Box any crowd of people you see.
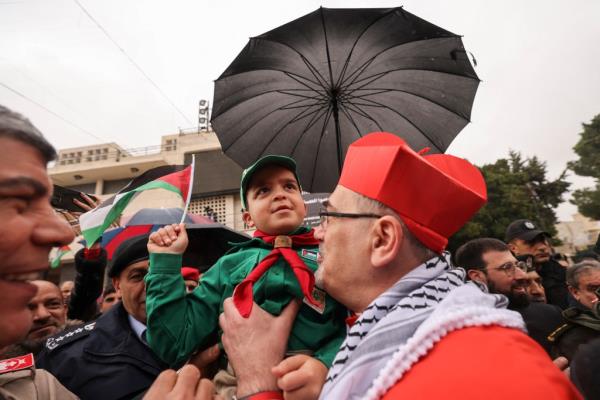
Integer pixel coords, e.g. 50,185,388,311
1,103,599,400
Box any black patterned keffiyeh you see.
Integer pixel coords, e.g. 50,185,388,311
320,252,524,400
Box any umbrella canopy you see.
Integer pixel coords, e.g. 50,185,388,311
212,7,479,193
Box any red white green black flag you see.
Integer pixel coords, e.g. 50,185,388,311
79,162,194,246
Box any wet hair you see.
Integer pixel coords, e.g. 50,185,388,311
0,105,56,163
455,238,510,272
566,260,600,289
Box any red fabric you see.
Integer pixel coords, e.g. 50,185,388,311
244,391,283,400
381,326,582,400
181,267,200,281
232,229,319,318
83,247,102,259
105,225,153,260
345,313,358,327
158,164,192,200
338,132,487,253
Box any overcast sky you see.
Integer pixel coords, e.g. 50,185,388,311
1,0,599,221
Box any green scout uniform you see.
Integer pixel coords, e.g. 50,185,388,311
145,226,347,368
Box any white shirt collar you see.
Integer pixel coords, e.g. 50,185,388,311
127,314,147,342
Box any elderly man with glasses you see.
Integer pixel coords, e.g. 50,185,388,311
218,133,580,400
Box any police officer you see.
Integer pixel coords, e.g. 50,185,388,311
37,234,168,400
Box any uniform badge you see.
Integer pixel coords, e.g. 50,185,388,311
0,353,34,375
301,249,318,262
303,286,326,314
524,221,535,229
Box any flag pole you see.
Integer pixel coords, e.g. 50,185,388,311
180,154,196,224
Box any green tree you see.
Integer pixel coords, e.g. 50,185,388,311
569,114,600,219
447,151,570,253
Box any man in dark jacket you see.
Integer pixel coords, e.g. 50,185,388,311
37,234,168,400
506,219,569,309
455,238,565,355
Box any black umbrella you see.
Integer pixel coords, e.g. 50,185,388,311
212,7,479,193
184,223,250,272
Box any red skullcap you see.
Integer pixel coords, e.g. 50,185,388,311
181,267,200,282
339,132,487,253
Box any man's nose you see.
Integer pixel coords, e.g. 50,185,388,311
33,305,51,321
32,208,75,247
514,267,527,279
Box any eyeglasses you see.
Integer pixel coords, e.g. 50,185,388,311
318,210,382,229
485,261,527,276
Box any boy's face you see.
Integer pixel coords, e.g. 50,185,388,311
243,165,306,235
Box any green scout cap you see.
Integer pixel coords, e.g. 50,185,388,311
240,155,301,210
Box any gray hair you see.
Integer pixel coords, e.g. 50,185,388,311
353,192,436,261
0,105,56,162
566,260,600,288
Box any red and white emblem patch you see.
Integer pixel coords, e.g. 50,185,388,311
0,353,34,374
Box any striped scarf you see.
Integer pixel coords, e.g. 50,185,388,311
320,252,524,399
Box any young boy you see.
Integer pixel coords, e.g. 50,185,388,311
144,155,347,398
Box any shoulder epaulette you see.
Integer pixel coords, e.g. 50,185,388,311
0,353,34,375
45,321,96,351
547,323,574,343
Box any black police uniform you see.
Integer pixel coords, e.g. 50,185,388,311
36,302,167,400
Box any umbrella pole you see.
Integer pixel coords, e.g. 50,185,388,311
332,101,343,173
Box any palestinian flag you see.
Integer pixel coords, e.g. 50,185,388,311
50,245,71,269
79,163,194,246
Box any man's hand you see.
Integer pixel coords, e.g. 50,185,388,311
148,223,188,254
143,364,221,400
188,344,220,379
219,298,300,398
273,355,328,400
73,193,99,212
553,356,570,377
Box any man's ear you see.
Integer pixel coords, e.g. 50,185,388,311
242,210,255,228
568,285,580,302
467,269,486,285
370,216,402,269
112,277,121,292
507,241,518,254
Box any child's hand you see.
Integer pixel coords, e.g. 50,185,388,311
272,355,328,400
148,223,189,254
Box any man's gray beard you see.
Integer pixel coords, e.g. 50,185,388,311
314,266,324,289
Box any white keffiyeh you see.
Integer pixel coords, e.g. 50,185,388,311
319,253,525,400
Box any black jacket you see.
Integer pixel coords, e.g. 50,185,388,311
67,247,106,322
37,303,167,400
538,259,569,310
511,302,565,355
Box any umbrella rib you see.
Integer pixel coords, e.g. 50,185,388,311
334,8,399,89
347,96,444,152
288,107,330,158
347,86,472,122
283,72,329,98
341,101,384,131
255,36,331,88
258,106,329,161
339,35,466,89
338,103,377,137
308,106,335,191
221,98,320,152
347,68,479,93
319,7,335,88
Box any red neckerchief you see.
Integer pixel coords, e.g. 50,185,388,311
232,229,319,318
